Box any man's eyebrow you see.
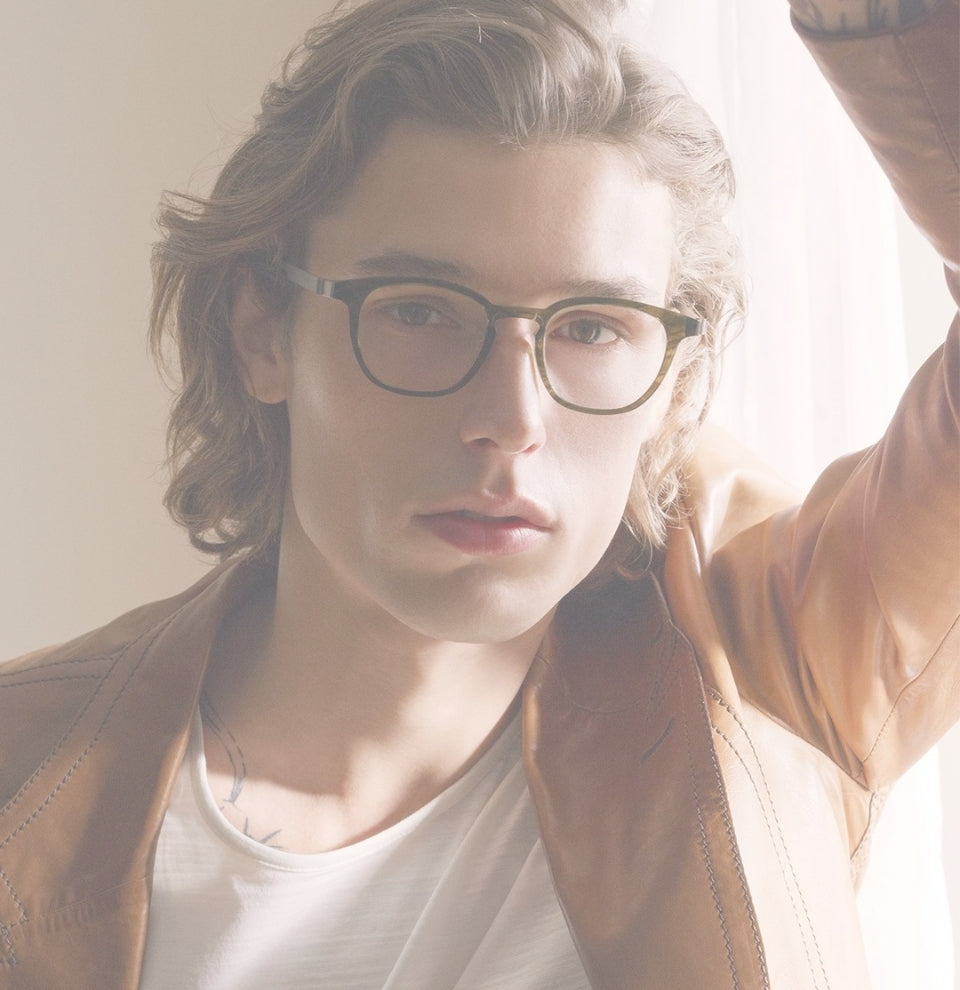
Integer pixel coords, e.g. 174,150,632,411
353,251,466,280
565,277,656,302
353,250,656,302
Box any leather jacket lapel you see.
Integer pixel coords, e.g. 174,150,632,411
524,572,769,989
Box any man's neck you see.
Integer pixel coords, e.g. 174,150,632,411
200,544,548,854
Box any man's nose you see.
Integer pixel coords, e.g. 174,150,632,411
456,318,547,454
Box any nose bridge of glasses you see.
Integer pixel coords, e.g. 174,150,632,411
487,305,545,341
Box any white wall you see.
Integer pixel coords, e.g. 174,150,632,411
1,1,334,655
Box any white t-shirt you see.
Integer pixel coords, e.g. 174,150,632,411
139,710,589,989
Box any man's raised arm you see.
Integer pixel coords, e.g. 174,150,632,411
706,0,960,786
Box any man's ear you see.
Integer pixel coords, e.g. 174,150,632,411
230,272,289,404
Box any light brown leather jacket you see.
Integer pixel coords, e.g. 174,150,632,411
1,7,957,989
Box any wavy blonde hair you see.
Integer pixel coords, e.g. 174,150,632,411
151,0,744,561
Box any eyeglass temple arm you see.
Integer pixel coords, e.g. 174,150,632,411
667,311,705,338
284,263,337,299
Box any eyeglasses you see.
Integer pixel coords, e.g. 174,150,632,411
283,263,703,415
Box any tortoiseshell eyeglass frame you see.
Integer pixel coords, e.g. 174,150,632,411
283,262,703,415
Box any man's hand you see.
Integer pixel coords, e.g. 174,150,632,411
790,0,944,33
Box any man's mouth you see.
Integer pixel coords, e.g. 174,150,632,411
415,507,551,556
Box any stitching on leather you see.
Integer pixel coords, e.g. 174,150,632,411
0,921,15,967
849,788,886,870
0,674,104,689
0,863,24,967
678,675,742,989
706,742,769,988
0,645,128,819
712,722,827,989
0,654,116,679
861,611,959,772
697,692,771,989
708,688,830,987
2,875,145,934
0,864,26,924
0,609,182,846
0,646,123,820
0,875,148,967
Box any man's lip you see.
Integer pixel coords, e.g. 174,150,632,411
413,508,552,556
415,495,554,530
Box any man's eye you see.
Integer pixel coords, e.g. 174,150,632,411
388,302,444,327
553,317,620,345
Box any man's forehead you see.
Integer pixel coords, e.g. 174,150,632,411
321,118,658,214
305,121,676,304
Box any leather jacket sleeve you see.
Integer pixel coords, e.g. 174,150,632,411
696,0,959,790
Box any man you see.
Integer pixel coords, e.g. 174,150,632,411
0,0,956,987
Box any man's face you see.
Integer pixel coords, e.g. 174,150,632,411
260,122,678,644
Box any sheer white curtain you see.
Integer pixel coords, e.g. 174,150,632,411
621,2,955,987
628,0,910,481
